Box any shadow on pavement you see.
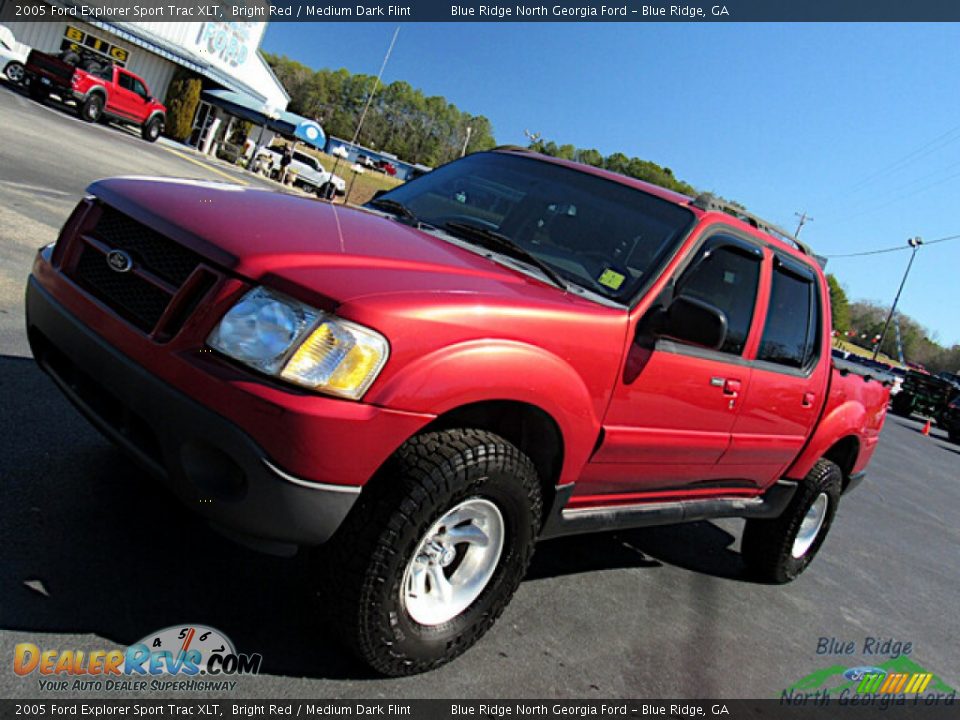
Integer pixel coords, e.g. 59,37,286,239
0,354,371,680
1,353,758,682
531,520,752,584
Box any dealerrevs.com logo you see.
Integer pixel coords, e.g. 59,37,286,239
14,625,263,692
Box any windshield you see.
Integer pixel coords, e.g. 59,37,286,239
373,152,695,303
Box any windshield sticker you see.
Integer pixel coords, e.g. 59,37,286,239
598,268,626,290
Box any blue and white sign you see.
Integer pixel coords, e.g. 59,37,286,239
294,120,326,149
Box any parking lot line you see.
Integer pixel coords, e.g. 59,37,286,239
159,146,248,185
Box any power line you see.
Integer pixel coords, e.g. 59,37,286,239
824,232,960,258
829,122,960,201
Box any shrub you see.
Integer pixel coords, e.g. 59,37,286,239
163,69,202,142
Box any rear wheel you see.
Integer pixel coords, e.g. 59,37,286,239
4,61,25,84
141,116,162,142
890,392,914,417
79,94,104,123
741,459,842,583
29,81,47,103
321,429,542,676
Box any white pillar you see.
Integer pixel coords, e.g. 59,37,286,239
201,108,223,156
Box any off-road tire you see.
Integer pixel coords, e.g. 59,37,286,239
322,429,542,676
741,459,842,584
79,94,103,123
142,116,162,142
891,392,915,417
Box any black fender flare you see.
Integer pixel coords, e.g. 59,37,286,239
83,87,107,103
143,110,165,127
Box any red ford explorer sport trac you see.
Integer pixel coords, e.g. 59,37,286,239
25,149,890,675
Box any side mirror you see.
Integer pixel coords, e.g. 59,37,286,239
370,189,388,201
658,294,728,351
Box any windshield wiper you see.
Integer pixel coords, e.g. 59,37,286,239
441,220,569,292
367,197,420,224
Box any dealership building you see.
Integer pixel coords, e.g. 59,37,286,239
0,3,299,153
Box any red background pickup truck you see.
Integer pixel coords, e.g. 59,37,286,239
25,49,165,142
25,149,889,675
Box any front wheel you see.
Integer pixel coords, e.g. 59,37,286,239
322,429,542,676
741,459,841,583
4,61,25,85
141,116,162,142
79,94,103,123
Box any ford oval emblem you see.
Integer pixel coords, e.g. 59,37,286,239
106,249,133,273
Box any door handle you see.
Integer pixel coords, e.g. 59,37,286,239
722,379,741,397
802,392,816,407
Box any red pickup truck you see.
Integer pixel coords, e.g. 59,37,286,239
25,49,165,142
25,149,889,675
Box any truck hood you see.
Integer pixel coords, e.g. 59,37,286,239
89,177,604,309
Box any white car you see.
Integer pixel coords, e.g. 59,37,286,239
0,24,29,85
256,146,346,196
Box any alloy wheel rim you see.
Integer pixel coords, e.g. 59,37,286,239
792,492,829,558
7,64,24,82
401,497,505,626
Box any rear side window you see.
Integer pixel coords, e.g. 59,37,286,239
117,72,134,91
294,153,318,170
676,240,762,355
758,259,820,369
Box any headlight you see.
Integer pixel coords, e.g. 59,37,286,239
208,287,389,400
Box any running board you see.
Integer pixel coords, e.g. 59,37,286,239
539,480,798,540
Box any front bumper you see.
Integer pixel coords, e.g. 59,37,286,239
26,277,363,549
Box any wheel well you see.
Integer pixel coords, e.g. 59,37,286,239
823,436,859,489
422,401,565,511
86,89,106,101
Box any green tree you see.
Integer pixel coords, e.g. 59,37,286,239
826,274,850,333
577,148,603,167
604,152,630,175
163,69,202,142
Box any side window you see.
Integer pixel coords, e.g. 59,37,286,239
117,72,134,91
132,79,147,98
676,240,761,355
757,260,820,369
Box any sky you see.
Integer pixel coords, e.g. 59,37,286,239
262,22,960,347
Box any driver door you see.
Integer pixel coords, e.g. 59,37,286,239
581,234,765,498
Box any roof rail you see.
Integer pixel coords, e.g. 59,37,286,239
691,192,817,259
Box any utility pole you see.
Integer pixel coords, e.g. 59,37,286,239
873,237,923,360
461,126,472,157
523,129,541,148
327,26,400,201
794,211,813,237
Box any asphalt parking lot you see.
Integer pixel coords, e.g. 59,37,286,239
1,82,958,700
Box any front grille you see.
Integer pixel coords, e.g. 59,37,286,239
66,205,215,336
93,207,202,286
74,246,171,331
